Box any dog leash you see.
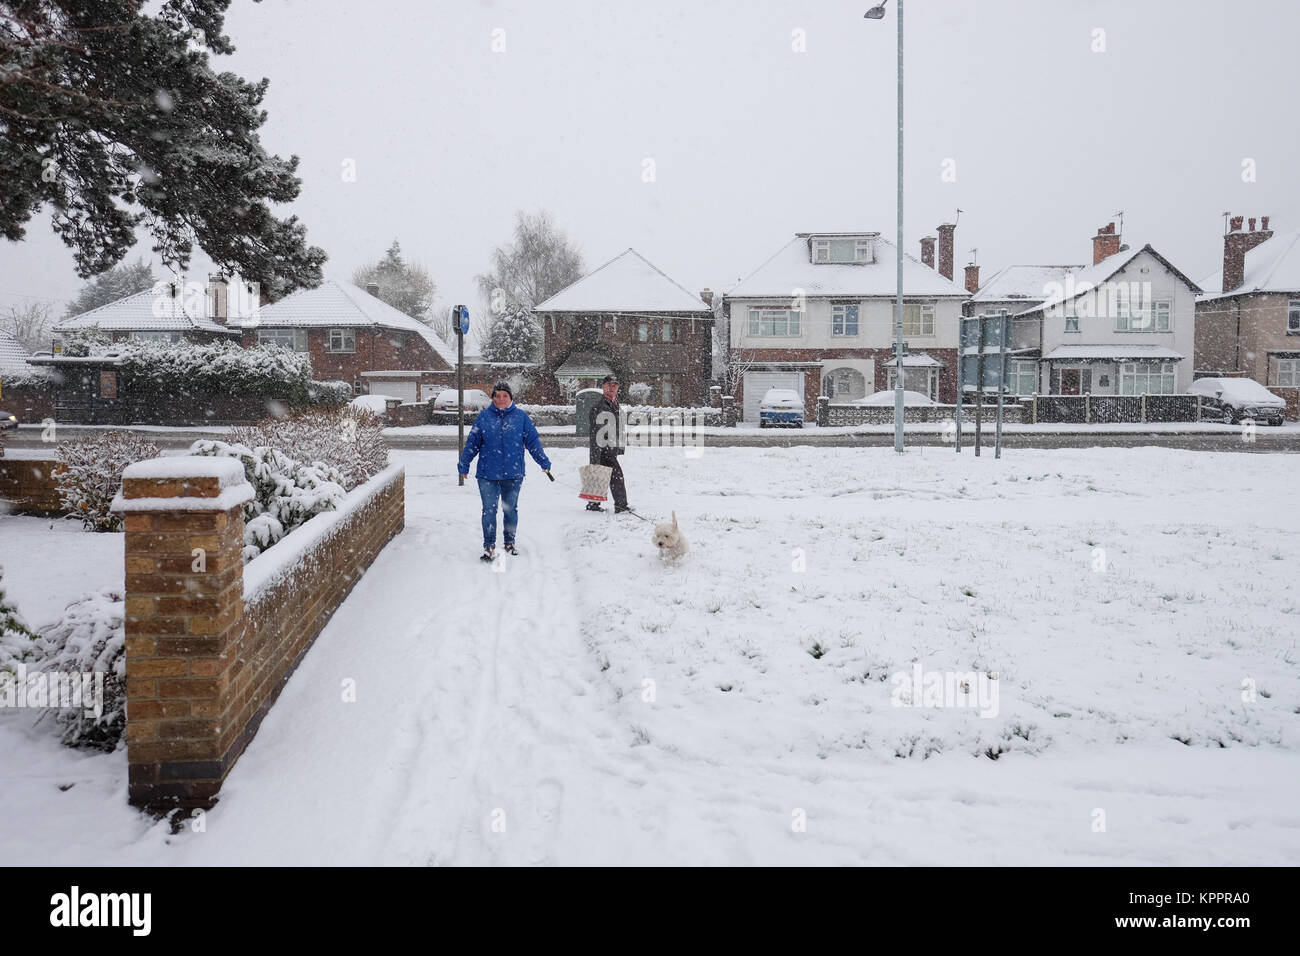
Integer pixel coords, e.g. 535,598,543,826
544,469,654,522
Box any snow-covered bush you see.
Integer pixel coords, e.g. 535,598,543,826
0,565,38,675
628,382,653,404
58,327,111,357
307,380,352,406
225,406,389,491
117,340,314,404
56,432,161,532
189,440,347,560
33,589,126,751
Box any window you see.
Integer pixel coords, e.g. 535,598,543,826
660,321,674,343
887,366,937,400
1008,359,1038,396
353,379,364,396
659,375,681,406
257,328,307,351
1275,358,1300,386
129,330,181,343
1065,311,1080,333
638,322,649,342
747,308,801,337
902,303,935,337
832,304,859,336
1116,298,1171,332
1288,300,1300,334
328,328,356,352
1119,361,1176,395
812,237,872,264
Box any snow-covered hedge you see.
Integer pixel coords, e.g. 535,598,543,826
189,440,347,560
307,380,352,406
34,589,126,751
58,327,111,357
56,431,161,532
117,340,314,403
225,406,389,491
0,565,38,672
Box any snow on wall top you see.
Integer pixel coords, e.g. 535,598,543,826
969,264,1086,304
121,455,249,486
533,249,712,314
725,235,969,300
55,288,235,334
1042,344,1184,360
237,280,457,367
0,327,31,372
1198,229,1300,300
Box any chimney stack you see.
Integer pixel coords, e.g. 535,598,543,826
366,283,380,297
964,263,980,295
1222,212,1274,293
699,288,713,306
207,273,228,325
936,224,955,280
920,236,936,269
1092,222,1121,265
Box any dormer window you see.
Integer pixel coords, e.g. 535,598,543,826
812,236,873,264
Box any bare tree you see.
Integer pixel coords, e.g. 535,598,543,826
710,298,756,396
352,240,439,326
1,300,55,353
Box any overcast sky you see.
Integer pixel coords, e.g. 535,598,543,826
2,0,1297,347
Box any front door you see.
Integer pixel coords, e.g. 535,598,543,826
1060,369,1081,395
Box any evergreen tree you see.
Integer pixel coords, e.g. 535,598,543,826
351,240,440,332
64,259,157,317
0,0,326,297
480,305,540,364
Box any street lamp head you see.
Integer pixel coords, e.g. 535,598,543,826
864,5,887,19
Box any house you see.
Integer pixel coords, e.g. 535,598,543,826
723,228,970,421
533,248,714,405
1194,215,1300,417
997,223,1201,396
232,279,459,402
966,264,1085,398
0,326,31,377
52,277,243,348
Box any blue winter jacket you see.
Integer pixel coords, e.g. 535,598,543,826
457,402,552,480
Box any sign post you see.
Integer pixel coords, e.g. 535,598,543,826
994,309,1008,459
455,305,469,486
959,311,1011,458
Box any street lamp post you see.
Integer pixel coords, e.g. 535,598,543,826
866,0,905,453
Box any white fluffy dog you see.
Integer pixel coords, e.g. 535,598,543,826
651,511,689,561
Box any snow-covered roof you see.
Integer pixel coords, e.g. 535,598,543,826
1042,345,1184,360
970,265,1085,304
855,389,937,406
0,327,31,372
238,280,457,367
725,234,969,299
1016,245,1201,317
553,352,614,378
55,288,236,335
534,249,712,314
883,353,945,367
1198,229,1300,300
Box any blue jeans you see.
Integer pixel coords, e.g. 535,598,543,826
477,477,523,548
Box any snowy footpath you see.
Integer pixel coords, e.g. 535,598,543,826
1,445,1298,865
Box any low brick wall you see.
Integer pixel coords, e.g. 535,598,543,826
820,401,1026,426
0,455,64,515
1266,386,1299,421
117,458,405,812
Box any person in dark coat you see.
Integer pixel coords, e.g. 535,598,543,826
587,374,633,513
458,380,553,559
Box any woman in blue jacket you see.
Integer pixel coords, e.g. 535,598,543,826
457,381,553,560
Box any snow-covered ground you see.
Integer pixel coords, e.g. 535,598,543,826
1,445,1297,864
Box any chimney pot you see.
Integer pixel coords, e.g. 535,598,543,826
964,263,980,295
1229,216,1244,232
1262,216,1271,231
1249,217,1257,231
366,283,380,297
936,224,956,280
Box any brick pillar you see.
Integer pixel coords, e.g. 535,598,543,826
115,457,253,812
709,384,721,408
721,395,735,427
817,395,830,426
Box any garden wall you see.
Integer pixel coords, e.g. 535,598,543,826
116,457,405,812
0,454,64,515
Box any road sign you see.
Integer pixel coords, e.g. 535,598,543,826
456,304,470,336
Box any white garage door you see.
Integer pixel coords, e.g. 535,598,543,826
743,371,804,423
376,380,418,404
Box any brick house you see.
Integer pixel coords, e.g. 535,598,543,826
1195,215,1300,418
232,279,459,402
532,249,714,406
723,229,969,421
53,278,243,348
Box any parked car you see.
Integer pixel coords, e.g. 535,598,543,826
1188,377,1286,426
0,410,17,429
853,390,937,407
432,388,491,412
759,388,804,427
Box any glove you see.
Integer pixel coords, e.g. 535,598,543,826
545,469,555,482
459,474,467,480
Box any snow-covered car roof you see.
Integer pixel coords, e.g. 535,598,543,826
1188,377,1284,405
854,390,938,406
433,388,491,405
